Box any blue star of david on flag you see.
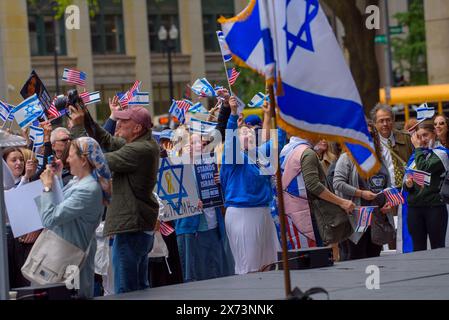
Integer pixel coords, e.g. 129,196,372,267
284,0,319,62
12,94,44,128
157,158,188,214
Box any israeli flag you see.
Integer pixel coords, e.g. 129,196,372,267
12,94,44,129
191,78,217,97
416,103,435,121
269,0,379,176
248,92,269,108
188,102,208,114
0,100,11,121
84,91,101,105
236,96,246,114
216,30,232,62
190,118,217,136
219,0,275,80
129,92,150,106
29,125,44,148
169,100,186,124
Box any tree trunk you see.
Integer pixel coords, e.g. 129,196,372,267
322,0,380,115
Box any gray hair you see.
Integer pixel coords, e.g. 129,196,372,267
50,127,71,144
370,103,395,123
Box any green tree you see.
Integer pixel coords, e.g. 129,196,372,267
391,0,427,85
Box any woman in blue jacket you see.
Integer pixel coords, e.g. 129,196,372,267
220,96,280,274
39,137,112,299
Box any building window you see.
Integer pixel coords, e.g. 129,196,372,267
27,1,67,56
147,0,180,53
202,0,234,52
90,0,125,54
153,82,183,116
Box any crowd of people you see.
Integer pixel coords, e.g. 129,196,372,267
4,87,449,299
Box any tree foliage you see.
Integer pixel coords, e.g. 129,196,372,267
391,0,427,85
322,0,380,113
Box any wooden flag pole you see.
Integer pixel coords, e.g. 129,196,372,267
267,83,292,297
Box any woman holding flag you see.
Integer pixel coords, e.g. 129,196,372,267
220,96,280,275
333,123,396,260
404,121,449,251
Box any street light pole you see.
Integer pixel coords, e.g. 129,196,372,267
384,0,394,103
159,24,178,129
167,41,174,129
53,16,60,95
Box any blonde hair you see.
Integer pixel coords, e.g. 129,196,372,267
20,148,37,163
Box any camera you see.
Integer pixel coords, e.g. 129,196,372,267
53,89,84,113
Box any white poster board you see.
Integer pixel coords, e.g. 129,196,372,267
156,157,201,221
5,176,63,237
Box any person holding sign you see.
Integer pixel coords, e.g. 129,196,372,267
3,147,39,288
220,96,280,275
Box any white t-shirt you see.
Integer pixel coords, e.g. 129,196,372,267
203,207,218,230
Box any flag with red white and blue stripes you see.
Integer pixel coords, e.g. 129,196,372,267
383,187,405,207
62,68,87,87
226,68,240,86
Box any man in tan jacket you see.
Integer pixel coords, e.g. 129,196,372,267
371,103,413,252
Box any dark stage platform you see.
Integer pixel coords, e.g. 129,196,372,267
100,248,449,300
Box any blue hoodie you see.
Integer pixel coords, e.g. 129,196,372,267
220,114,273,208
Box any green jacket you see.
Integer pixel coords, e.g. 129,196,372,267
405,148,445,207
72,123,160,236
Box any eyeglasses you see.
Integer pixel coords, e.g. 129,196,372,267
434,122,446,126
56,138,71,143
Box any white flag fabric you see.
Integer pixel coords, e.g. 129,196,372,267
12,94,44,129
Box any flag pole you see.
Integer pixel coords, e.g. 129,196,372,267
267,83,292,297
216,32,234,96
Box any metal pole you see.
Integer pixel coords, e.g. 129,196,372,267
167,42,174,129
384,0,394,103
53,16,60,95
0,148,10,300
267,84,292,297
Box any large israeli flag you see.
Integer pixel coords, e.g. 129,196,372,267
219,0,275,81
12,94,44,129
269,0,379,176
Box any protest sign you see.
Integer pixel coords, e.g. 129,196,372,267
157,157,201,221
193,154,223,209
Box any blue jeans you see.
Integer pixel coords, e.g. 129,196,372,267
112,232,154,294
176,233,197,282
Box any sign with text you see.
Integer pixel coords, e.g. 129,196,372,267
194,154,224,209
157,157,201,221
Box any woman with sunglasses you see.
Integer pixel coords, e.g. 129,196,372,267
434,115,449,149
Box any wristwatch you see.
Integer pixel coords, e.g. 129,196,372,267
43,186,51,192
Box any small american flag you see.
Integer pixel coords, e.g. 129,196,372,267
47,96,61,119
383,187,405,207
62,68,87,87
405,168,431,187
354,206,375,233
227,68,240,86
159,221,175,236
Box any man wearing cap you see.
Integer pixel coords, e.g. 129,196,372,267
69,104,160,294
